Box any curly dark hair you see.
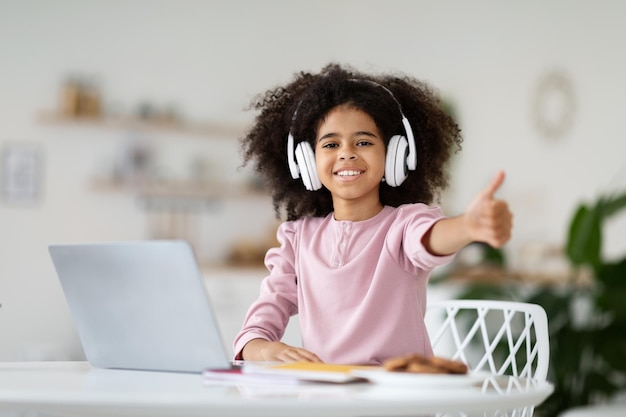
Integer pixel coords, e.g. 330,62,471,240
240,63,462,221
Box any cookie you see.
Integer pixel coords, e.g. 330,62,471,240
383,353,468,375
428,356,469,374
405,361,447,374
383,353,425,371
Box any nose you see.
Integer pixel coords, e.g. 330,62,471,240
339,147,357,160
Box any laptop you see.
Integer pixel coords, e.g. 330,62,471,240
48,240,233,373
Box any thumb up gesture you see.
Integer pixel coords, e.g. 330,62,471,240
463,171,513,248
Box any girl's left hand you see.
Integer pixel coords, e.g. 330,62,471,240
463,170,513,248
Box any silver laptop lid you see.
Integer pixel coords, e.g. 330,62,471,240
49,240,230,373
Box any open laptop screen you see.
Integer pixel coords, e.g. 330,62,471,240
49,240,231,373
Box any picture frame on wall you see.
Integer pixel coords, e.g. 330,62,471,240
1,143,43,205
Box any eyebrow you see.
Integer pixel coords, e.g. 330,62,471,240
318,131,379,141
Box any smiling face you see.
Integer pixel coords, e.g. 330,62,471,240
314,104,386,221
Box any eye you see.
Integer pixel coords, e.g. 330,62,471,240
321,142,338,149
356,140,373,147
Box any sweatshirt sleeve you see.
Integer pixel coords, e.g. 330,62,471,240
398,204,456,270
232,221,299,360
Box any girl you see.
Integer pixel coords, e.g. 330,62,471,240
233,63,512,365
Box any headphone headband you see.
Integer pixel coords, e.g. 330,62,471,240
348,79,416,170
287,78,418,190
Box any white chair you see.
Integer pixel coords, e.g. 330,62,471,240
426,299,550,381
425,299,551,417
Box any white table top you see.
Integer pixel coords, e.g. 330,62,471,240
0,361,554,417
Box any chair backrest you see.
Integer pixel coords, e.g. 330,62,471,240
425,299,550,381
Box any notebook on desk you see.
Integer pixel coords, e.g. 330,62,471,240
48,240,233,373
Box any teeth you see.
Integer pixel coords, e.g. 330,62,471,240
337,170,361,177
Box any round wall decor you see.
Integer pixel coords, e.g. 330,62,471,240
531,70,576,139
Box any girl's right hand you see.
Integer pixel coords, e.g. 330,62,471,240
242,339,323,363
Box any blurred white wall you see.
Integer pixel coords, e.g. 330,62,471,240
1,0,626,361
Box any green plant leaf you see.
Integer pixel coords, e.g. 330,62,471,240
454,283,514,301
565,204,602,270
482,244,506,266
584,371,622,401
594,323,626,375
598,190,626,218
597,257,626,287
595,258,626,322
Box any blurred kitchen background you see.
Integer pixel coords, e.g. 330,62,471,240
1,0,625,369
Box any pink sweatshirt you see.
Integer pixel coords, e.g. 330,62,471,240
233,203,455,365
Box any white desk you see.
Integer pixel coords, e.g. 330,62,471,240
0,361,553,417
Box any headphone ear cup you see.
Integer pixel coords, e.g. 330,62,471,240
385,135,409,187
294,142,322,191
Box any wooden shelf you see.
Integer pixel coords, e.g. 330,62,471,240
38,110,266,202
91,178,268,200
37,111,248,138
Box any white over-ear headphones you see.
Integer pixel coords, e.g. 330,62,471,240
287,80,417,191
